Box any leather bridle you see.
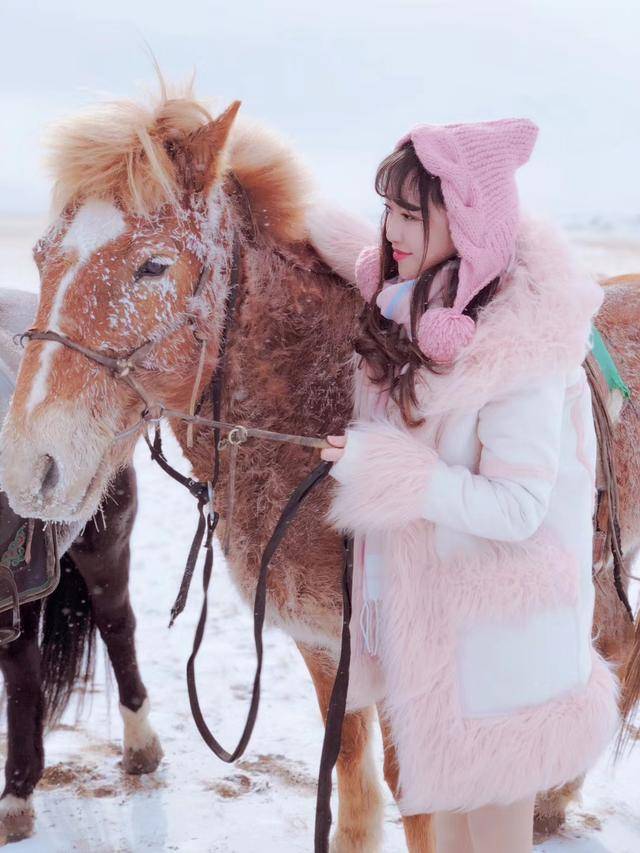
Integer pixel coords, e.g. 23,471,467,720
20,240,327,451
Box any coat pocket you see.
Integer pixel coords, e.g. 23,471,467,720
454,604,591,718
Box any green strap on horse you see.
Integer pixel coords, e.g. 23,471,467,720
590,324,631,401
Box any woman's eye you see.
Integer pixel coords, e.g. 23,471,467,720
384,204,417,222
135,259,170,279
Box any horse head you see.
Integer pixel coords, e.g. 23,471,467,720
0,90,250,523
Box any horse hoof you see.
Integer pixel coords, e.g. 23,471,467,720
533,807,567,838
122,733,164,775
534,778,582,838
120,698,163,775
0,795,35,841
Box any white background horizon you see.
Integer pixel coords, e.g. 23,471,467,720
1,0,639,235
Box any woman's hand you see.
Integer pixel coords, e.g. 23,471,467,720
320,434,347,463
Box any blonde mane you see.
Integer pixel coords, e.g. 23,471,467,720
45,80,312,243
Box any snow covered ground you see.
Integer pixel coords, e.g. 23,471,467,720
0,220,639,851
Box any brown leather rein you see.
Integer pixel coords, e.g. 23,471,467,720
19,233,352,853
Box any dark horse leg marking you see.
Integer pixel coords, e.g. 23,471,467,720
68,466,162,775
0,600,42,838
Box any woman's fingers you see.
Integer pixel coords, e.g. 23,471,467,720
321,433,347,462
320,447,345,462
325,434,347,446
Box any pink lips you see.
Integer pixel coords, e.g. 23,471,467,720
393,250,411,261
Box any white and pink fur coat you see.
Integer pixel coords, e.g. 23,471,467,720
307,204,620,815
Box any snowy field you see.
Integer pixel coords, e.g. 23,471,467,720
0,220,639,852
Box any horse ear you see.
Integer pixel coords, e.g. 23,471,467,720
173,100,242,196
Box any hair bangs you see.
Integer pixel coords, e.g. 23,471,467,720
374,145,424,211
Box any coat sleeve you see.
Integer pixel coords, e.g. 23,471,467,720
305,200,377,283
326,374,568,541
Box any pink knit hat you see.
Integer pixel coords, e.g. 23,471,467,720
357,117,539,363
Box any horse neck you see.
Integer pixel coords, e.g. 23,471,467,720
169,183,359,483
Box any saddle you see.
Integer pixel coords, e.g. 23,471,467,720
0,490,59,643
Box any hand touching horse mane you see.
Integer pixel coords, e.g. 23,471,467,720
2,80,639,850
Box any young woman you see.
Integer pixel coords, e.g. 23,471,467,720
310,118,620,852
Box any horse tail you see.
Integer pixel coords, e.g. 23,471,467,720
40,552,97,726
618,620,640,749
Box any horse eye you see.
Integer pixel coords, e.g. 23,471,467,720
135,259,170,280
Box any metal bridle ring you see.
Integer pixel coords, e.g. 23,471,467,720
227,425,248,446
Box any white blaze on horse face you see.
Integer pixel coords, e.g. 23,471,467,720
61,199,126,265
26,200,126,414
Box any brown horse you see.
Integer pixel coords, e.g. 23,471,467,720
0,81,637,850
0,290,162,840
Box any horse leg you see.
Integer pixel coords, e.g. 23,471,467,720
377,704,436,852
0,601,42,839
69,467,162,775
296,641,384,852
533,776,585,837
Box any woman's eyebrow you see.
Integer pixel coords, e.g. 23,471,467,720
392,197,421,212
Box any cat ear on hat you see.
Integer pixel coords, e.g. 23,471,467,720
396,124,464,183
506,118,539,167
354,245,381,302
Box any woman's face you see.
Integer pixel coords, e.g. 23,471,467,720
384,182,457,280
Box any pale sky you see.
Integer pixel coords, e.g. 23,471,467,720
1,0,638,230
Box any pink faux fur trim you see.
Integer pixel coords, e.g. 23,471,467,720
414,213,604,414
312,209,604,416
393,651,619,814
325,420,439,533
304,200,377,284
367,522,619,812
345,524,583,711
354,245,381,302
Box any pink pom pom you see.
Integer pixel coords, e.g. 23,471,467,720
354,246,381,302
417,308,475,363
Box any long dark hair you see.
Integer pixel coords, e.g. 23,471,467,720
354,141,501,428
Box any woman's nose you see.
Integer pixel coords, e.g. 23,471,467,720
385,215,401,244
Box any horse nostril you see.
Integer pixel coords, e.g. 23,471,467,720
40,454,59,495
